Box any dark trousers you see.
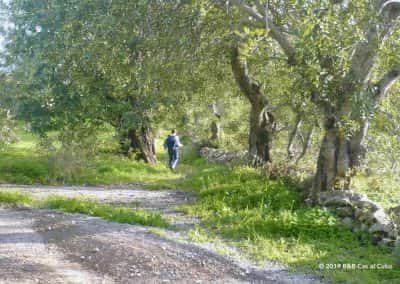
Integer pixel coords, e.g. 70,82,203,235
168,149,179,169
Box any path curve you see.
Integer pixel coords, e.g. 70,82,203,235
0,185,324,283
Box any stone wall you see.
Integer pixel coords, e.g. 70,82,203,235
316,191,399,246
199,147,255,166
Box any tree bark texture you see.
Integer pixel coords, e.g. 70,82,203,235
121,126,157,165
231,46,276,163
311,116,368,199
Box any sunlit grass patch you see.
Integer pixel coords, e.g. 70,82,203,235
0,190,34,204
0,190,169,228
42,195,168,228
179,164,400,283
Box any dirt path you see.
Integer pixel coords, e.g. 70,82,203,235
0,184,198,229
0,207,111,284
0,185,323,283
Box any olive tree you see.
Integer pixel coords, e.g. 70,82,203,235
224,0,400,199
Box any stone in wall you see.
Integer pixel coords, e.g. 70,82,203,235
317,190,399,247
199,147,260,166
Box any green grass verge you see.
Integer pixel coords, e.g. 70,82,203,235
0,145,181,187
0,190,168,228
178,165,400,284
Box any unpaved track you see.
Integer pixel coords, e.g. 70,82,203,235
0,207,110,284
0,184,198,229
0,185,323,283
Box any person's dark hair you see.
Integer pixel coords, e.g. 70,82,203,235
171,129,176,134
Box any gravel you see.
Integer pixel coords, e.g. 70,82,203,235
0,185,324,283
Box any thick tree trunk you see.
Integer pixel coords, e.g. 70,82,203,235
311,116,368,200
231,45,276,163
120,126,157,165
249,104,275,163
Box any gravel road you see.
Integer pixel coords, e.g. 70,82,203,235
0,185,324,284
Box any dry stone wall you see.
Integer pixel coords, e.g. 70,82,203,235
316,191,399,246
199,147,256,166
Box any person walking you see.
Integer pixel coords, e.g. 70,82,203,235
163,129,183,170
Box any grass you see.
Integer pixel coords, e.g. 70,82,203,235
0,126,399,283
0,128,181,187
178,165,400,284
0,190,168,228
353,174,400,210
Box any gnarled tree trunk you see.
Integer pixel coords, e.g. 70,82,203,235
249,104,275,163
231,45,276,163
120,126,157,165
311,115,368,200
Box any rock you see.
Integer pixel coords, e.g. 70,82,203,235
370,209,391,226
352,224,361,234
199,147,252,165
388,229,398,239
349,192,369,202
353,200,380,211
370,232,385,245
368,223,394,234
335,206,354,217
323,196,352,207
318,191,352,203
341,217,354,230
357,209,375,223
378,238,395,247
354,208,364,219
360,223,369,232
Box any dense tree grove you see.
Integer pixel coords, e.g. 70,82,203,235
1,0,400,197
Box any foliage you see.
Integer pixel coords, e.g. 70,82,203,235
1,0,206,152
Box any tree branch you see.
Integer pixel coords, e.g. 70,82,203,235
374,64,400,100
344,0,400,88
230,45,267,107
379,0,400,14
227,0,296,62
